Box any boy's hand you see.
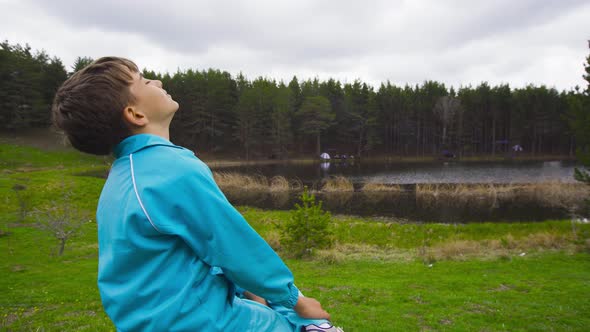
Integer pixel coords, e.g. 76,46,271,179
294,296,330,320
243,291,268,306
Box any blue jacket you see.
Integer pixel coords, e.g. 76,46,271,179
97,134,300,331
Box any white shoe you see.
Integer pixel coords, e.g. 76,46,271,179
304,322,344,332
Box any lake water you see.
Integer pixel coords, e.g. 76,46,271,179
214,160,579,185
213,160,580,223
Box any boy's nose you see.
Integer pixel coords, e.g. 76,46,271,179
154,80,163,88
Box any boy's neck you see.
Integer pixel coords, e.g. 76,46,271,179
133,125,170,141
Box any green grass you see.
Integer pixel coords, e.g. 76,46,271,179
1,142,590,331
1,142,108,170
240,206,589,248
288,253,590,331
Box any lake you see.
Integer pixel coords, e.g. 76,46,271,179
212,160,582,223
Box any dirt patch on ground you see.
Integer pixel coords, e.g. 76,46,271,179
2,307,37,327
0,128,69,151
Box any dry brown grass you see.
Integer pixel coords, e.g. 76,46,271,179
214,172,305,194
263,230,282,251
269,176,290,192
416,183,518,197
431,240,483,260
519,232,569,249
423,232,573,261
213,172,268,191
315,243,414,263
516,182,590,210
270,191,291,208
322,176,354,192
413,182,588,211
214,174,588,213
361,182,403,192
310,232,579,263
289,178,304,191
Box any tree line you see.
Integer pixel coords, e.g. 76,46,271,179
1,40,588,160
150,69,582,160
0,41,67,129
569,41,590,198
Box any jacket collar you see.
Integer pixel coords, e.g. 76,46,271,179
114,134,180,158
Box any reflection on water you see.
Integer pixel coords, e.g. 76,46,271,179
222,188,567,223
364,161,577,184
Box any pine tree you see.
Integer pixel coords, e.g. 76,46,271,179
271,83,294,158
0,41,66,130
559,42,590,219
569,41,590,185
70,56,93,74
280,188,333,258
298,95,334,156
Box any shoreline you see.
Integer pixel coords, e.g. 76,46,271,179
0,129,577,166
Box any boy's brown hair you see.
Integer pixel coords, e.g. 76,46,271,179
52,56,139,155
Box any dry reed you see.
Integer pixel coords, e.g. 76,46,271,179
413,182,588,211
316,243,414,263
289,178,304,191
214,173,588,212
214,172,305,193
423,232,573,261
263,230,282,251
361,182,403,192
308,231,580,263
269,176,290,192
270,191,291,208
516,182,590,210
322,176,354,192
213,172,268,191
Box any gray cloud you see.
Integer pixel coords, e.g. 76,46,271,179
3,0,590,89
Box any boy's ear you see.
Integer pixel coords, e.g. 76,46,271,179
122,105,148,128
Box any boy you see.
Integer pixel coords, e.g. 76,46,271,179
52,57,342,331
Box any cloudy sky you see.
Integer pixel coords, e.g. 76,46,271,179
1,0,589,90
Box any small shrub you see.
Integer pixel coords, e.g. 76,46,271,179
34,184,88,256
280,188,333,258
12,180,31,222
419,228,435,264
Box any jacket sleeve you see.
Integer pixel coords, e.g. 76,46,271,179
137,151,299,308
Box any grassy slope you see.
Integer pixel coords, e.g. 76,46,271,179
1,142,590,331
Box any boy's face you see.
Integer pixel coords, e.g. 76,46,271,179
127,70,179,127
